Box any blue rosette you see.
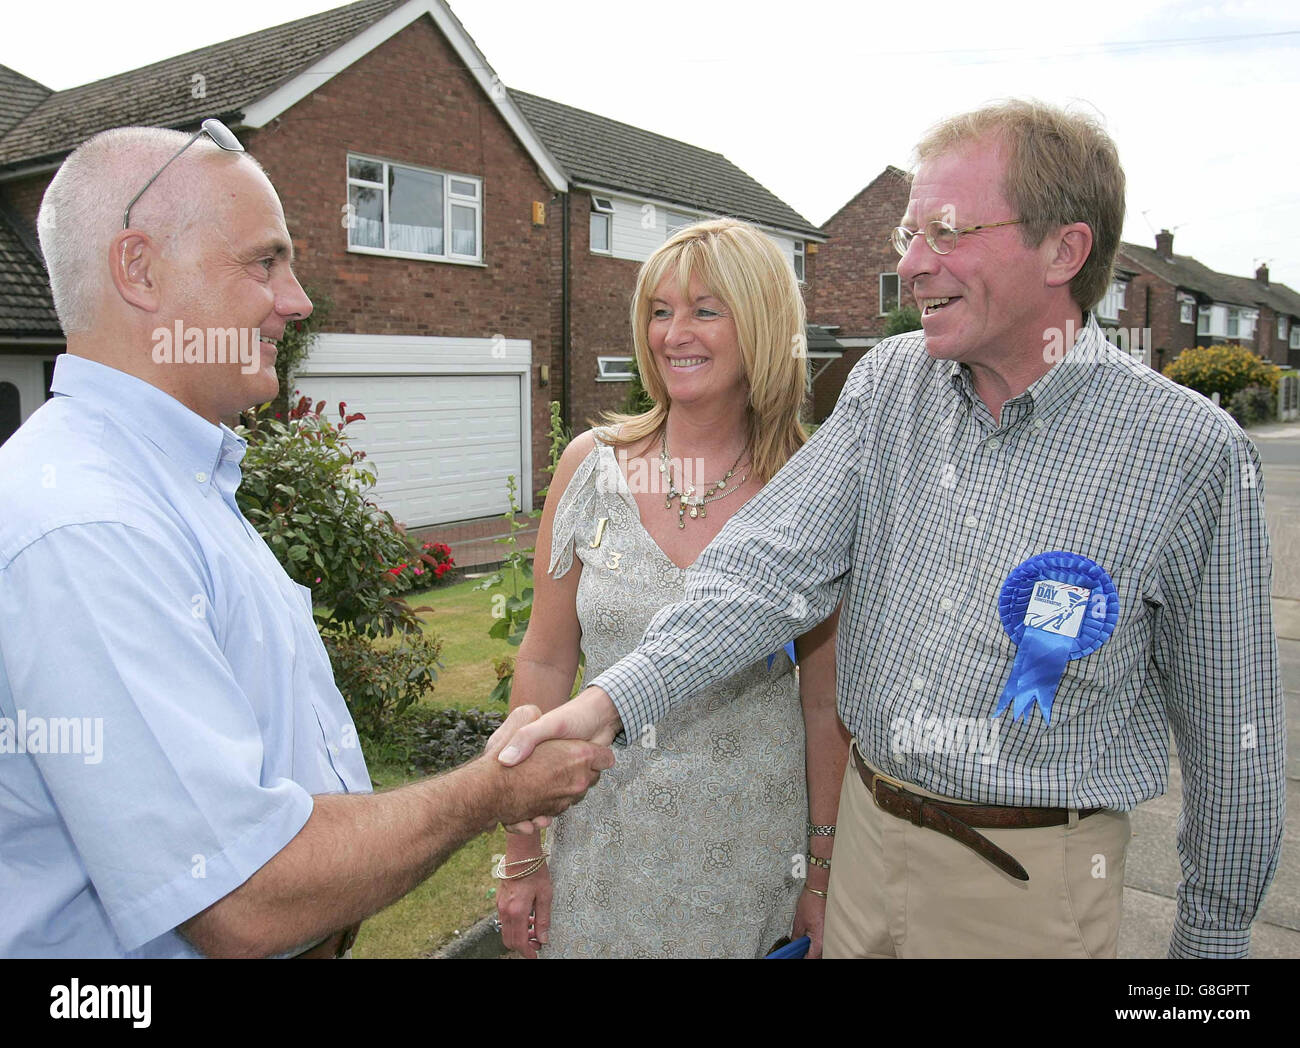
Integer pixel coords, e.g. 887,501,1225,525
993,551,1118,724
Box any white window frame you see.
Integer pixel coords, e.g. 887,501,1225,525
1097,280,1126,322
1197,306,1211,336
589,195,614,255
1291,324,1300,350
346,154,483,264
1279,315,1287,340
879,272,901,315
1240,309,1257,342
596,356,635,382
793,241,805,283
1179,295,1195,324
1227,307,1240,339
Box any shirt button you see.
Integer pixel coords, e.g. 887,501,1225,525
939,597,954,611
1031,418,1044,432
194,471,208,483
964,514,979,528
912,676,926,691
987,438,1002,450
329,744,340,756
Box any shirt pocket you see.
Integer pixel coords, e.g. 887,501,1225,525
1056,569,1158,699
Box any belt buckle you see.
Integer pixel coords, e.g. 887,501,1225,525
854,739,912,807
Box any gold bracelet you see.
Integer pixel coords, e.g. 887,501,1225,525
804,886,828,898
492,854,548,880
807,854,831,870
499,854,547,868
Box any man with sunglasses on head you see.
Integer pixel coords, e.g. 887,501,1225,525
0,124,612,958
497,100,1284,958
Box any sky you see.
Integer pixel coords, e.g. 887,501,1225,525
6,0,1298,288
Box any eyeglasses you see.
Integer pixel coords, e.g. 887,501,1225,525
890,218,1023,257
122,118,245,230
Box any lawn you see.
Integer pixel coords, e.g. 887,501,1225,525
351,571,523,959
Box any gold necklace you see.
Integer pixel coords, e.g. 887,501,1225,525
659,428,749,529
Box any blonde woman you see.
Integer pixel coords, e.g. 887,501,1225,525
496,219,848,958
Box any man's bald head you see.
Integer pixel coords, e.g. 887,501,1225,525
37,125,265,335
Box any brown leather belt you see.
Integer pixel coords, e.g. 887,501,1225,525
292,922,360,959
850,740,1101,882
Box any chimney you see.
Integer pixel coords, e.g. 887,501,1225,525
1256,263,1269,286
1155,229,1174,261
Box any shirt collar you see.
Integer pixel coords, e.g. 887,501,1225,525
50,354,243,483
946,312,1105,425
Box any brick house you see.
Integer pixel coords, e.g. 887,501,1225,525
1113,230,1300,372
0,0,821,527
807,166,911,420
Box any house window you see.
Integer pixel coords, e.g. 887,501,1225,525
879,273,900,315
1291,325,1300,350
596,357,635,382
347,155,482,262
793,241,805,283
1179,296,1194,324
1097,280,1126,321
1279,315,1288,340
1227,308,1240,338
1240,309,1257,341
666,212,695,238
590,195,614,254
1197,307,1211,336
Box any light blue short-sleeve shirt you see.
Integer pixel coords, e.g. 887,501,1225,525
0,355,371,957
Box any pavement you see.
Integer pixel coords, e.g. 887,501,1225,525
1119,420,1300,957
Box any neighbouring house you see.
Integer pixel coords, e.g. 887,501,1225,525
807,166,911,421
0,0,822,528
1114,230,1300,372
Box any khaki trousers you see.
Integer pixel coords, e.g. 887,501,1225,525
823,755,1131,958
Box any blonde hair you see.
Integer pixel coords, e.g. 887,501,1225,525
914,99,1125,312
600,218,807,483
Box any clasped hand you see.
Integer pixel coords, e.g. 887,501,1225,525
486,687,622,833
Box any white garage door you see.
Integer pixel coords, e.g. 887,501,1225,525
295,373,523,528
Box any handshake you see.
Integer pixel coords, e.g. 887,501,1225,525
480,687,623,830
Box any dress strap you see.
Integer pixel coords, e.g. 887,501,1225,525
547,442,603,580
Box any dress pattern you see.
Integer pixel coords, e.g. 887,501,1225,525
541,431,806,958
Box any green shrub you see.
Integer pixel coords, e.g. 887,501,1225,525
884,304,922,337
1226,385,1276,428
323,630,444,742
1163,344,1281,402
236,396,430,639
235,396,446,741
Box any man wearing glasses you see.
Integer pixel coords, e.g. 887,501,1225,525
0,123,611,958
499,100,1284,958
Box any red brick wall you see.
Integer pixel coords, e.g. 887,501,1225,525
243,15,559,499
808,167,910,420
811,167,911,338
567,192,639,432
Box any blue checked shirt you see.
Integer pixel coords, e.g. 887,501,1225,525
586,316,1284,959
